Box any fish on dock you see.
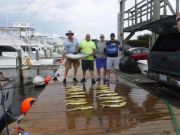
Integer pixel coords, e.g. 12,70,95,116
65,101,88,105
67,105,93,112
66,95,86,98
99,99,125,104
100,101,126,108
97,93,118,97
98,96,123,100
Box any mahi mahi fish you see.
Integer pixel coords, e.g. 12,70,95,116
66,101,88,105
100,99,125,104
98,96,123,100
100,101,126,108
66,95,86,98
66,98,87,103
67,106,93,112
97,93,118,97
65,91,86,95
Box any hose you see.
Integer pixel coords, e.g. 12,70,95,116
164,100,180,135
120,72,180,135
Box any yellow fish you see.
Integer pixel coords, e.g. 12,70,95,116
96,91,114,94
66,98,87,103
67,106,93,112
98,93,118,97
65,92,86,95
66,101,88,105
100,99,124,104
66,95,86,98
98,96,123,100
65,89,82,92
96,86,109,90
101,102,126,108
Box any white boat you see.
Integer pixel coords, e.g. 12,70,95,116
0,74,14,127
137,60,148,75
0,24,59,79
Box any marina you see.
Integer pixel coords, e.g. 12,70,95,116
0,0,180,134
1,71,179,135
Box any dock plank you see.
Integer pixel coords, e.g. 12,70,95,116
11,77,180,135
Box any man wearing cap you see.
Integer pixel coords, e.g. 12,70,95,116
105,33,121,83
63,30,79,84
78,34,96,84
95,34,107,82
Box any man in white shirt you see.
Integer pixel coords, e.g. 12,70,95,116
63,30,79,84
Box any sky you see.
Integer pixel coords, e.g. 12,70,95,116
0,0,177,41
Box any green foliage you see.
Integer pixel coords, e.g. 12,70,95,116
137,34,151,40
127,34,152,48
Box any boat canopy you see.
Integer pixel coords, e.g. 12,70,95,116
0,46,17,52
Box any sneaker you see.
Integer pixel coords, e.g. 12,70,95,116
73,78,78,82
80,78,86,83
103,78,107,82
116,80,120,83
92,79,96,84
96,78,101,81
63,79,66,84
106,79,109,83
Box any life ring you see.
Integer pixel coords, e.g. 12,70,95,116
20,98,36,114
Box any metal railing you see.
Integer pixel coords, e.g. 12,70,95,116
123,0,177,31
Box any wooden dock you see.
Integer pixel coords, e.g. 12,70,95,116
8,74,180,135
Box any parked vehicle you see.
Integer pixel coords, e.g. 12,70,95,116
148,27,180,87
119,47,149,73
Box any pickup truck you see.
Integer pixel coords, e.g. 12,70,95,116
147,15,180,87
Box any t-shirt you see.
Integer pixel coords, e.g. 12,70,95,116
96,41,106,58
63,38,78,54
105,40,120,57
79,40,96,60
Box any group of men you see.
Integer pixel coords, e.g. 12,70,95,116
63,30,121,84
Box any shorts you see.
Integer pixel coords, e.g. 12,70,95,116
96,58,106,70
107,57,119,70
81,60,94,71
65,58,80,69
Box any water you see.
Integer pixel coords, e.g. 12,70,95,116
0,70,54,133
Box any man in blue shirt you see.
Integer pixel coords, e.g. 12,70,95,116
105,33,121,83
63,30,79,84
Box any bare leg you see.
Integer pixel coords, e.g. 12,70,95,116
89,70,94,79
74,67,78,78
103,69,106,79
64,69,69,79
115,69,119,80
107,69,110,80
97,69,101,78
82,70,86,79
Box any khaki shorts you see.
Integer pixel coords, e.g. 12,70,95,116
107,57,119,70
65,58,80,69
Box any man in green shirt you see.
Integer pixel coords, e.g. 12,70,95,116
78,34,96,84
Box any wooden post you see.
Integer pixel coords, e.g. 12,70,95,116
17,50,24,94
119,0,125,50
177,0,179,13
152,0,160,46
49,49,52,58
44,49,47,58
36,50,39,75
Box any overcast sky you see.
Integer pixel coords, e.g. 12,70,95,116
0,0,177,41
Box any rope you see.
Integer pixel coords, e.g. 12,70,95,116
15,0,35,20
28,0,49,21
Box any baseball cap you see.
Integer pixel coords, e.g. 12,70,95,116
110,33,115,37
100,34,104,38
